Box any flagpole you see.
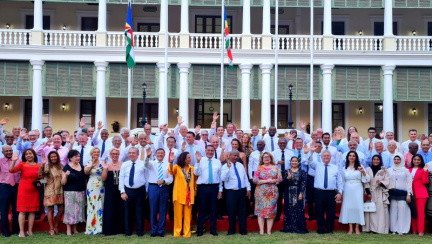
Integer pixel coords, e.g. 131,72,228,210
220,1,224,127
309,0,314,132
274,0,279,129
164,0,169,125
127,68,132,129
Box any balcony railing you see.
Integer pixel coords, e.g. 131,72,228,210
189,33,242,49
273,35,323,50
107,32,159,48
396,36,432,51
333,36,383,51
0,29,31,45
43,30,96,46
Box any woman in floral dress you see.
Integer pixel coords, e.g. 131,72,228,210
84,147,105,235
253,152,282,235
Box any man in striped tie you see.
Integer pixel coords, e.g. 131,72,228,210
145,147,174,237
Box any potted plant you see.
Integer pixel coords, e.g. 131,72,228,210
111,121,120,133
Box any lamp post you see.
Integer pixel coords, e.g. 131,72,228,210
141,82,147,127
288,84,294,129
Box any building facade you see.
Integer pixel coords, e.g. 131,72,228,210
1,0,432,141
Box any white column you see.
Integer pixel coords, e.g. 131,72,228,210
97,0,107,32
382,64,396,133
180,0,189,34
242,0,251,35
94,61,108,128
262,0,271,35
323,0,332,36
178,63,191,127
157,62,170,125
160,0,168,33
30,60,44,137
33,0,43,31
260,64,273,128
384,0,393,37
321,64,334,134
239,64,253,129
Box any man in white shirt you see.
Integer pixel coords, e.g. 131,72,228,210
144,147,173,237
307,149,343,234
263,126,279,152
248,140,266,219
157,125,178,163
38,126,53,144
173,116,188,150
400,129,422,155
292,138,308,172
119,147,147,237
221,150,251,235
340,141,367,169
250,126,262,151
365,141,393,168
321,133,340,166
194,146,222,236
272,138,294,221
209,123,232,153
71,133,94,166
209,136,226,162
383,140,403,159
100,135,129,163
361,127,379,153
381,131,400,152
120,127,130,149
144,124,156,143
304,141,324,221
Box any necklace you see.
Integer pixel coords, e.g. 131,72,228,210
111,162,120,185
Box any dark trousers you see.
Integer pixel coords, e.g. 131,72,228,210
192,195,199,219
38,185,44,217
225,188,247,234
124,186,146,235
168,181,174,219
197,184,219,232
276,182,286,218
0,184,19,235
249,180,256,215
315,189,336,233
148,184,169,235
306,175,315,218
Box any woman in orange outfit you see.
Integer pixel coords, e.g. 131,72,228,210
168,151,197,238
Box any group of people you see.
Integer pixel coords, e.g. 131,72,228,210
1,113,432,238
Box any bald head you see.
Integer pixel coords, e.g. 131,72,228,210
409,142,419,155
2,145,13,159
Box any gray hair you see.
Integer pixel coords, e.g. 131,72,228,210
230,150,240,155
112,135,122,142
44,126,52,131
321,150,332,158
120,127,129,135
128,147,139,154
348,140,358,145
375,140,384,146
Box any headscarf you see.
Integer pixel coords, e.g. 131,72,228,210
370,155,383,176
390,155,407,172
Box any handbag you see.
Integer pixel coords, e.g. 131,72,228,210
364,202,376,212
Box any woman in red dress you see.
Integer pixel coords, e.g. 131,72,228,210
9,149,41,238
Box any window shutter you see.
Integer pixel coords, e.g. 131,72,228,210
334,66,381,100
0,61,30,96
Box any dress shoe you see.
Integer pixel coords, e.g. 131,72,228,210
192,215,198,222
227,231,235,235
217,215,224,220
158,233,165,237
150,233,157,237
137,233,144,237
124,233,132,237
197,231,203,237
210,231,218,236
240,231,247,235
326,231,334,234
317,231,325,235
275,216,280,221
2,233,11,237
251,215,257,219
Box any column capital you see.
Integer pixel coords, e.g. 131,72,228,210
239,64,253,73
30,60,45,69
320,64,334,74
94,61,109,71
259,63,273,74
177,62,191,73
381,64,396,74
157,62,171,72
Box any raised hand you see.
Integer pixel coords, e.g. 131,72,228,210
221,142,226,151
132,137,139,146
19,128,27,139
195,125,201,135
358,166,365,173
45,138,53,146
102,161,108,170
303,144,310,154
163,124,169,133
12,152,19,162
211,121,217,130
41,154,48,165
0,117,9,126
169,152,175,163
233,123,238,132
69,135,75,145
169,130,175,137
79,117,86,128
379,130,385,139
181,141,187,152
212,112,219,122
309,143,316,153
195,151,202,162
146,147,152,158
227,161,232,168
177,116,184,125
300,121,307,131
97,121,104,130
65,170,71,177
424,164,430,172
145,136,152,145
287,170,292,179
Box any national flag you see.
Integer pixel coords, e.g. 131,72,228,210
125,1,135,68
223,5,233,71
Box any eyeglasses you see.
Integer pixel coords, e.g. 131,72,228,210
263,156,271,159
201,134,208,136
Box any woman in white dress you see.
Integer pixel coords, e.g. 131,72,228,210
339,151,370,234
388,155,412,235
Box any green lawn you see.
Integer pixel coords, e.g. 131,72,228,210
3,231,432,244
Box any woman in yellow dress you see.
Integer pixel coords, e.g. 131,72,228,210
168,151,197,238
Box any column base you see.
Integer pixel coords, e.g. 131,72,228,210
383,37,396,51
31,31,44,45
261,35,272,50
322,37,334,50
241,35,251,49
96,32,107,47
179,34,189,48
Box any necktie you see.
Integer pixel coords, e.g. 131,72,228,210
233,163,242,190
101,140,106,156
91,141,94,147
324,164,328,189
281,150,285,172
183,137,186,142
169,148,172,162
140,146,145,161
228,135,233,137
80,146,84,165
271,137,274,151
215,149,218,159
252,136,256,147
219,137,222,147
9,160,15,186
298,150,302,169
158,162,163,180
124,140,127,148
208,158,213,184
292,140,296,149
205,141,207,149
326,146,328,150
129,162,135,187
317,153,321,163
31,143,34,149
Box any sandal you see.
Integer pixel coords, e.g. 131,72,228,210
53,227,59,234
49,229,56,236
